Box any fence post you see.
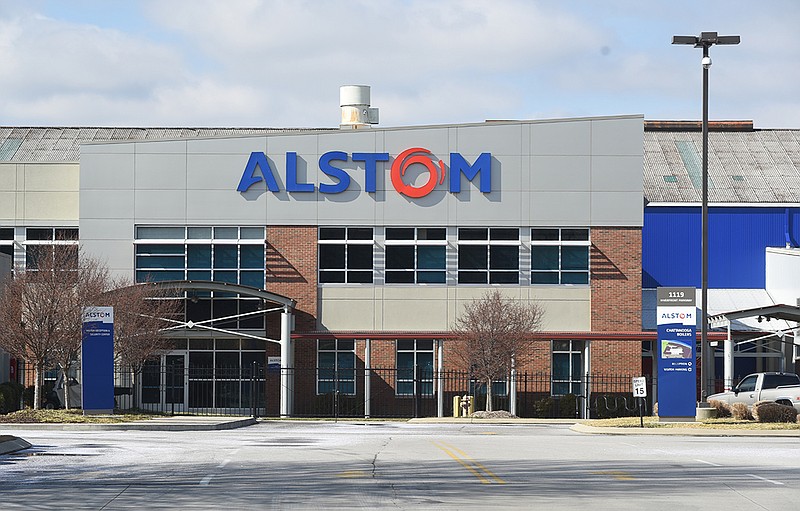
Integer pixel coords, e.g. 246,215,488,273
334,368,339,421
364,338,371,419
251,361,257,419
169,364,175,416
412,364,420,418
510,356,517,416
584,372,591,419
436,340,444,418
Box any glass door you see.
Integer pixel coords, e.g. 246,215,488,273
165,354,188,412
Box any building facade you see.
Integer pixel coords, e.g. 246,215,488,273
2,116,646,416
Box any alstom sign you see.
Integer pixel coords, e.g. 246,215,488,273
237,148,492,198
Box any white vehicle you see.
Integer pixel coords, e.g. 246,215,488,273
708,372,800,412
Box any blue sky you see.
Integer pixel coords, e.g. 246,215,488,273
0,0,797,128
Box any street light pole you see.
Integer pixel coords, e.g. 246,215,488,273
672,32,740,405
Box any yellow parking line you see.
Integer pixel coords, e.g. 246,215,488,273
431,441,506,485
592,470,635,481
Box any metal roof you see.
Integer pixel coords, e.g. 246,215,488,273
644,128,800,204
0,127,327,163
4,123,800,206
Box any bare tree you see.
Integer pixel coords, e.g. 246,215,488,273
107,281,181,408
451,290,543,412
0,244,108,409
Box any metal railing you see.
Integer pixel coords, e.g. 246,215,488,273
16,362,657,419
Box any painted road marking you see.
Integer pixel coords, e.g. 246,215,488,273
748,474,784,485
695,459,722,467
218,459,231,468
337,470,369,478
199,475,213,486
592,470,635,481
431,441,505,485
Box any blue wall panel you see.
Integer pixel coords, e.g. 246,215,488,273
643,207,800,289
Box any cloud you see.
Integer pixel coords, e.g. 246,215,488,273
0,0,797,128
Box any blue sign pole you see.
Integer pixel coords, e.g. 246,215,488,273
656,287,697,420
81,306,114,415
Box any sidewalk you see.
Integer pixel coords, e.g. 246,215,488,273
0,415,256,432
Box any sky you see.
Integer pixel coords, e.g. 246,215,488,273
0,0,797,129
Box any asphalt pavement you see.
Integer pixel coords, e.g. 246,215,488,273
3,415,799,456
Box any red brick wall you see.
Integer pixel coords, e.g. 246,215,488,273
265,225,317,334
589,226,642,375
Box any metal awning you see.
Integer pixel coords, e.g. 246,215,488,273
710,304,800,329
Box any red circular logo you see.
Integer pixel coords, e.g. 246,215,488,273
390,147,446,198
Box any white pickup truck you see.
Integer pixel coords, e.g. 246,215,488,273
708,372,800,411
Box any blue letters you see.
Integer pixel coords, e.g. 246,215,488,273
319,151,351,194
352,152,389,193
238,150,493,196
285,152,314,192
237,152,279,192
449,152,491,193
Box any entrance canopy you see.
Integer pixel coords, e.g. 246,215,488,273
709,304,800,330
140,280,296,309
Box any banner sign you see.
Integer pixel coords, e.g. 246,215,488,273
81,306,114,414
656,287,697,418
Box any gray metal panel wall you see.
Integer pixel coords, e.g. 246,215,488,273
80,116,643,277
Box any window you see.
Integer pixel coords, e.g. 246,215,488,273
385,228,446,284
762,374,800,389
396,339,435,395
736,375,757,393
23,227,79,270
317,339,356,394
0,228,13,258
552,340,584,396
457,228,519,284
134,226,265,288
134,226,266,329
318,227,374,284
531,228,589,285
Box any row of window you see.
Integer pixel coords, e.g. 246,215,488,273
4,225,589,287
319,227,591,285
317,339,585,397
0,227,80,270
134,226,266,289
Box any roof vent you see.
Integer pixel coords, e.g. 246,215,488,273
340,85,379,129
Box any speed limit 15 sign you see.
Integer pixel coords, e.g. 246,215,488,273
632,377,647,398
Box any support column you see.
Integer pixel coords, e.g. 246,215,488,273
437,339,444,418
782,333,793,373
724,322,733,391
583,341,591,419
509,355,517,417
364,338,371,419
280,307,293,417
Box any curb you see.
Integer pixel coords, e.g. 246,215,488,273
570,422,800,437
0,417,256,432
408,417,579,425
0,435,32,455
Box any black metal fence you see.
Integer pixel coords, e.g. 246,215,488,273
112,364,655,419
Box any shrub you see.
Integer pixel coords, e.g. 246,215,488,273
708,399,731,418
730,402,753,420
751,400,774,421
754,402,798,423
0,382,24,413
533,397,554,418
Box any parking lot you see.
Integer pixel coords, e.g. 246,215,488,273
2,421,800,509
